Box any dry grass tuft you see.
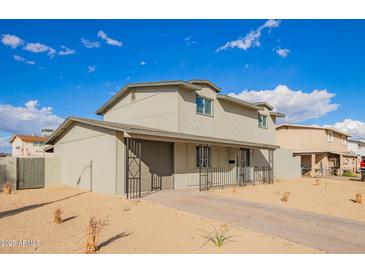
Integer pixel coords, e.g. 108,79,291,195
355,193,363,204
281,191,290,202
84,217,108,254
231,186,237,194
2,183,12,194
201,224,232,248
53,208,63,224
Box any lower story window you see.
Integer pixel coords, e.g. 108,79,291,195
196,145,211,168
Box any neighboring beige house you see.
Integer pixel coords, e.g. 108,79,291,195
46,79,289,198
10,135,52,158
276,124,357,176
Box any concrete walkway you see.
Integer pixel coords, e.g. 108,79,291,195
145,190,365,253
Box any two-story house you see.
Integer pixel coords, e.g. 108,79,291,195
347,140,365,173
10,135,52,158
46,80,285,197
276,124,357,176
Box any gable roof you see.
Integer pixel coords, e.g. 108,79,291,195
10,135,48,143
46,116,279,150
188,79,221,92
95,80,201,115
276,124,351,137
254,102,273,110
216,94,263,110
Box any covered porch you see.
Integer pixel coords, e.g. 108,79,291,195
124,132,276,198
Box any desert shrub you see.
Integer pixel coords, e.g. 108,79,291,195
84,217,108,254
202,224,232,248
281,191,290,202
231,186,237,194
2,182,12,194
356,193,363,204
53,208,63,224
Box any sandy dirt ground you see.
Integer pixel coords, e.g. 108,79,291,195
211,177,365,222
0,186,319,254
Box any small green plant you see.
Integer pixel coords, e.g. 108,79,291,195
201,224,232,248
342,171,357,178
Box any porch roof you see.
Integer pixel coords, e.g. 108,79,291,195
46,116,279,150
293,150,358,157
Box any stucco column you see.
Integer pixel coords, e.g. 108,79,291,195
310,154,316,177
339,154,343,176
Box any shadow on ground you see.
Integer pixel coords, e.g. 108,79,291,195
98,232,133,250
0,192,88,219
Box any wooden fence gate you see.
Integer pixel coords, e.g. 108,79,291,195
17,158,45,190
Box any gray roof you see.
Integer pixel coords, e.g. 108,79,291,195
276,123,351,137
216,95,263,110
46,116,279,150
188,79,221,92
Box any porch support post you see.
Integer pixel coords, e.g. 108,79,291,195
310,153,316,177
339,154,343,176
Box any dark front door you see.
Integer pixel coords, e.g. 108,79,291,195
237,148,251,185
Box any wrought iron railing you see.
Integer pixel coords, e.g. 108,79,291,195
254,166,274,184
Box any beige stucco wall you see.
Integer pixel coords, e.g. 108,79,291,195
12,137,53,158
53,123,125,195
104,86,179,132
274,148,301,180
276,127,348,152
45,158,61,187
0,157,17,190
102,84,276,146
178,86,276,145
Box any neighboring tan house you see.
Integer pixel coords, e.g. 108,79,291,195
347,140,365,172
276,124,357,176
46,79,287,198
10,135,52,158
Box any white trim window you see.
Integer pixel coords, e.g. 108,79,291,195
258,114,268,129
328,131,334,142
196,95,213,116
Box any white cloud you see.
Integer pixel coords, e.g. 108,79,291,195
324,119,365,140
140,60,146,66
13,54,35,65
0,100,63,135
216,19,280,52
275,48,290,57
0,134,11,152
24,42,56,57
97,30,122,47
184,36,197,46
1,34,23,48
58,46,76,56
228,85,339,123
244,64,249,69
80,38,100,48
87,65,96,73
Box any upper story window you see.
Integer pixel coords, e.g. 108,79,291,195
258,114,268,129
196,95,213,116
342,136,347,145
328,131,334,142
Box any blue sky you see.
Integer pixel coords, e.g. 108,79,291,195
1,19,365,151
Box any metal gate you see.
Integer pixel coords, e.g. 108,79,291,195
16,158,45,190
237,148,252,185
198,145,210,191
125,138,142,199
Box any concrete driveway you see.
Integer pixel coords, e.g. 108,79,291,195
145,190,365,253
